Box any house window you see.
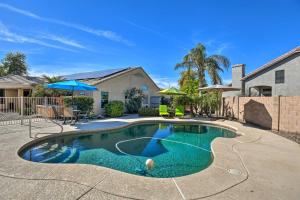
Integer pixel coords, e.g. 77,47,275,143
275,70,284,84
23,90,30,97
143,94,149,105
140,84,149,92
101,91,109,108
261,88,272,96
0,89,4,104
141,84,149,106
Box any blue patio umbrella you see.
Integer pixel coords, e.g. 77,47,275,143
45,80,97,91
45,80,97,107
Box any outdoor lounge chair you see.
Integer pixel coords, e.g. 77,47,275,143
175,105,184,117
159,105,169,116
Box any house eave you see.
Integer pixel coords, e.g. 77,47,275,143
241,46,300,81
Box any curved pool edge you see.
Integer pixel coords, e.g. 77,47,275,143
17,119,241,157
13,118,259,199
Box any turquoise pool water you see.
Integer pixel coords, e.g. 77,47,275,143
21,123,236,178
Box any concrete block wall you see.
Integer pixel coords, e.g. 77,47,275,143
238,97,278,130
223,96,300,134
279,96,300,133
223,96,239,119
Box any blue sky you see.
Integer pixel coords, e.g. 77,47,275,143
0,0,299,88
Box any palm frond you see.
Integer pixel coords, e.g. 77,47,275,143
206,59,223,85
42,75,65,83
209,55,230,69
175,54,193,70
175,42,230,88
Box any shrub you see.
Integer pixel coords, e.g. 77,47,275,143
160,96,171,106
138,107,159,117
124,88,144,113
64,96,94,113
105,100,124,117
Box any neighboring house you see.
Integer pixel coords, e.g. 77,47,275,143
63,67,161,114
0,75,42,112
0,75,41,97
224,46,300,97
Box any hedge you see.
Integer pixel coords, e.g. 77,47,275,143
105,100,124,117
63,96,94,113
138,107,159,117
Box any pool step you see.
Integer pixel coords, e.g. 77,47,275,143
30,143,64,162
34,144,61,157
39,146,70,163
62,148,79,163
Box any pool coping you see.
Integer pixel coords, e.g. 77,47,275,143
11,118,256,199
3,117,299,199
17,119,240,155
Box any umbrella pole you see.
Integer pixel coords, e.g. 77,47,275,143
72,87,74,109
71,87,75,124
171,95,174,116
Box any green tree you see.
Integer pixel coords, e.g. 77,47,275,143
0,67,6,76
176,69,199,116
124,87,144,113
175,43,230,88
44,75,67,97
199,92,220,116
42,75,65,83
33,75,67,97
178,69,199,96
32,84,47,97
1,52,28,76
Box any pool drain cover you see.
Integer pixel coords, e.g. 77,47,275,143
228,168,241,176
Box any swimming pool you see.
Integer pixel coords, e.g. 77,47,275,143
20,122,236,178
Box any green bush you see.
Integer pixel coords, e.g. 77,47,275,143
105,101,124,117
64,96,94,113
124,88,144,113
138,107,159,117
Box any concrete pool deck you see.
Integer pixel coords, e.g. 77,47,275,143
0,116,300,199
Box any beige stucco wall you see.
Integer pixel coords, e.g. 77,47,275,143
0,89,18,111
91,68,160,114
5,89,18,97
2,88,32,97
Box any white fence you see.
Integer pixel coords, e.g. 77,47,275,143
0,97,66,126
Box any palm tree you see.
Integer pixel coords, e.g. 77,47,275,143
41,75,66,97
178,68,194,88
42,75,65,83
175,43,230,88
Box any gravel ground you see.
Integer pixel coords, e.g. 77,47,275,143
272,131,300,144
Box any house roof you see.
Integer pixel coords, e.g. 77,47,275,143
62,68,129,80
63,67,160,90
199,84,240,92
0,75,42,89
242,46,300,81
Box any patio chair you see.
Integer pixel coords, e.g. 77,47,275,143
78,110,90,122
52,106,75,124
159,105,169,116
51,105,66,123
175,105,184,117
